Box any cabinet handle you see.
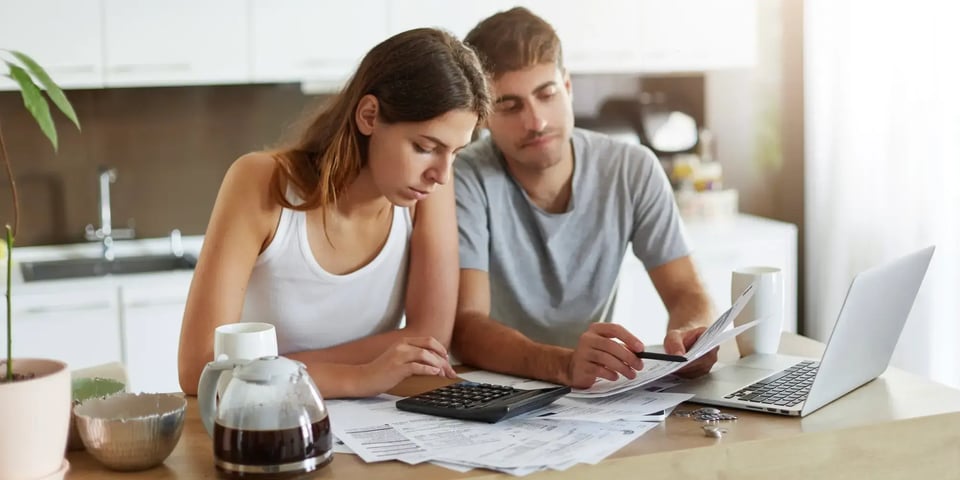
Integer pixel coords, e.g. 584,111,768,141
299,58,341,68
18,301,113,314
45,65,97,74
108,63,191,74
567,51,639,62
125,299,186,308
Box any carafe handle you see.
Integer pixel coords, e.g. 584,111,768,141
198,359,247,436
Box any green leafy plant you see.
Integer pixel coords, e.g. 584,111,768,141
1,49,80,382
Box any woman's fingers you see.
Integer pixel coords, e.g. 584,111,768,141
403,336,449,358
400,337,455,377
406,362,442,377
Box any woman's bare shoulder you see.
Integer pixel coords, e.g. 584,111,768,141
228,151,280,181
220,151,284,213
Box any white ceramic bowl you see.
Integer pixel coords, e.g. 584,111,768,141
73,393,186,471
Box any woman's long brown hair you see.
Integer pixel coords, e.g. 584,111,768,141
271,28,491,211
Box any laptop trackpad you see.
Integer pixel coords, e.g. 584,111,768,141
668,364,776,397
709,364,777,383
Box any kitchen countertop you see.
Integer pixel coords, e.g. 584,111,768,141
65,333,960,479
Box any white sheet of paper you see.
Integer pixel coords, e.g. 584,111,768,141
411,418,656,470
327,395,429,463
428,460,474,473
325,379,665,473
533,390,693,422
569,285,757,398
338,423,430,463
332,436,354,454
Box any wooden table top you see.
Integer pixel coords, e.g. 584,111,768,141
66,333,960,479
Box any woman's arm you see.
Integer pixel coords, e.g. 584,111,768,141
177,153,281,394
285,181,459,367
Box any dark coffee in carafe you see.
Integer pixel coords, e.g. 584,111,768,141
213,416,332,478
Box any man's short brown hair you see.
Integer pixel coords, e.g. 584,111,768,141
464,7,563,79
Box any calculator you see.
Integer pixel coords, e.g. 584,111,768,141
395,381,571,423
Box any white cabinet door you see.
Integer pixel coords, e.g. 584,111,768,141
120,281,189,393
102,0,248,87
1,288,121,370
387,0,514,39
636,0,757,72
518,1,645,74
0,0,103,90
251,0,389,84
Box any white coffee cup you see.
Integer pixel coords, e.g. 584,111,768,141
213,322,278,397
731,266,784,357
214,322,278,362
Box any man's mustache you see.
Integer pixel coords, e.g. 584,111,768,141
520,129,557,146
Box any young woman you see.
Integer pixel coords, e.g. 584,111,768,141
178,28,491,398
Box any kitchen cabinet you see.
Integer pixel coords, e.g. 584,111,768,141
4,237,202,392
120,279,190,393
0,0,104,90
250,0,389,84
388,1,648,74
101,0,248,87
2,0,759,91
1,288,121,370
636,0,758,72
390,1,755,75
613,214,797,344
517,0,646,74
387,0,514,39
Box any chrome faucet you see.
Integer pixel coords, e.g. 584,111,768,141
85,166,135,261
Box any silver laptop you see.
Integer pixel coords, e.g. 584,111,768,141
666,246,935,417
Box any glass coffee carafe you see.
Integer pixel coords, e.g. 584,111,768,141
199,356,332,478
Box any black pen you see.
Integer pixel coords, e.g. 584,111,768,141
635,351,688,362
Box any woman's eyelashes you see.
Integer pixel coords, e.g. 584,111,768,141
413,142,435,154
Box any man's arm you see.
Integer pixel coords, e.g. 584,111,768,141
649,256,717,377
452,269,645,389
452,269,571,384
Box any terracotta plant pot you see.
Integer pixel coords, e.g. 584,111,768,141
0,359,71,479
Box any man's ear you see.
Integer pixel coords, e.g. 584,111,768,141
562,69,573,100
355,94,379,135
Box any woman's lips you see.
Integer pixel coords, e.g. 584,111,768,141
408,187,429,200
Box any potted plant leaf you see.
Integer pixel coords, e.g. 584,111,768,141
1,49,81,480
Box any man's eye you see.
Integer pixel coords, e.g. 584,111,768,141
495,102,522,114
539,89,557,100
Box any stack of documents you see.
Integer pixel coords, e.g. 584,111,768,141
327,384,693,475
326,287,759,475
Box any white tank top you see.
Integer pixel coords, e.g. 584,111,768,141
240,194,412,354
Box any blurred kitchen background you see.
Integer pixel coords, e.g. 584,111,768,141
1,0,958,389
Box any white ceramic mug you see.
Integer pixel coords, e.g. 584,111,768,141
213,322,278,397
214,322,278,362
731,266,784,357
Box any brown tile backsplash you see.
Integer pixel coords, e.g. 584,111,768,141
0,84,326,246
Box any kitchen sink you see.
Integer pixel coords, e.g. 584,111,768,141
20,254,198,282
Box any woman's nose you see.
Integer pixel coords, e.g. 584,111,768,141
426,154,453,185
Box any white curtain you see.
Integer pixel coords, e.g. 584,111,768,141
806,0,960,387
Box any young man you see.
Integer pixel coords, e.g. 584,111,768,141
452,7,717,389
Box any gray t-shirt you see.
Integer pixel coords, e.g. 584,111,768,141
455,128,691,348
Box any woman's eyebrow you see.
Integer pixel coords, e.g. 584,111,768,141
418,135,448,149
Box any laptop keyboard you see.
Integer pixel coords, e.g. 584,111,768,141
724,360,820,407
